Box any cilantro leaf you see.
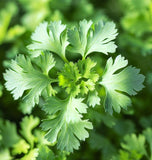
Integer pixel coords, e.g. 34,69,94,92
33,51,56,75
5,25,25,42
68,19,93,56
112,150,130,160
89,132,116,160
20,116,40,147
19,102,34,114
68,20,118,58
21,149,38,160
37,146,68,160
33,130,51,146
0,149,12,160
99,55,145,114
87,91,100,107
27,21,69,61
0,120,20,148
78,58,99,83
3,53,56,110
143,128,152,159
121,134,147,159
41,96,93,152
0,2,17,44
12,139,30,155
86,21,118,56
37,146,55,160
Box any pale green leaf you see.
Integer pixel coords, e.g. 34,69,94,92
68,20,118,58
99,55,145,114
3,53,56,109
68,19,93,56
87,91,100,107
0,149,12,160
41,96,93,152
86,21,118,56
27,21,69,61
34,51,56,75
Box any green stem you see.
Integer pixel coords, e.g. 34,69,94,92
82,55,86,60
50,79,59,83
62,56,69,63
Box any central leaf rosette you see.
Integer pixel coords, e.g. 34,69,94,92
58,58,99,97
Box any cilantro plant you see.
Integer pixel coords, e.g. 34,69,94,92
3,19,145,153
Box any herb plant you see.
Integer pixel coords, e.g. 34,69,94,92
3,19,145,155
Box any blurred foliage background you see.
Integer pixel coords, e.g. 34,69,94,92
0,0,152,159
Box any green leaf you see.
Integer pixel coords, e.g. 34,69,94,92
100,114,116,128
33,51,56,75
58,62,81,96
41,96,93,152
68,19,93,57
20,116,40,147
0,2,18,44
89,132,116,160
4,25,25,42
143,128,152,159
3,53,56,109
86,21,118,56
99,55,145,114
68,20,118,58
12,139,30,155
19,102,34,114
0,149,12,160
27,21,69,61
36,146,55,160
0,120,20,148
87,91,100,107
58,58,99,97
34,130,51,146
21,149,39,160
121,134,147,159
112,150,130,160
77,58,99,83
